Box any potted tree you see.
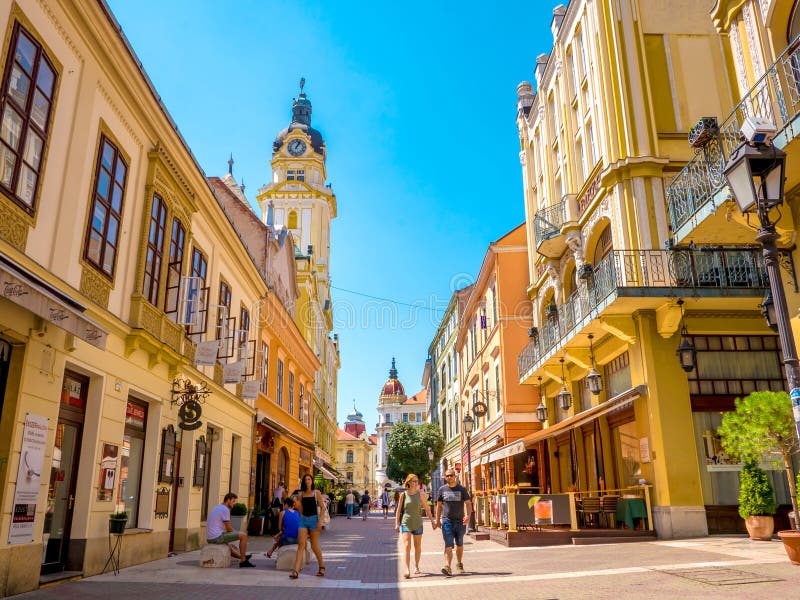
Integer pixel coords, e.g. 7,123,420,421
717,391,799,561
247,505,266,535
109,511,128,534
736,462,776,540
230,502,248,532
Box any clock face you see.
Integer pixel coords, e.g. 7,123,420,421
287,139,306,156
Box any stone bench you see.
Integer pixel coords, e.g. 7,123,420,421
199,543,231,568
274,544,312,571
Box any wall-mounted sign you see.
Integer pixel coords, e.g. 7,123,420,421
193,436,207,487
158,425,177,483
194,341,219,366
9,413,48,544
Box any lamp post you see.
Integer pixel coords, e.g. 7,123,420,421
462,412,475,532
427,446,435,497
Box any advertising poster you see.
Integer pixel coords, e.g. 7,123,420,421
9,413,48,544
97,443,119,501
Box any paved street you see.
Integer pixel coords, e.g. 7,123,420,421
17,511,800,599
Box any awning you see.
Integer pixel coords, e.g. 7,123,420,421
488,439,527,464
260,414,315,451
522,385,647,447
1,252,107,349
316,464,337,480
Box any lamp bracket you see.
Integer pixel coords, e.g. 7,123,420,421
171,376,211,407
778,247,798,293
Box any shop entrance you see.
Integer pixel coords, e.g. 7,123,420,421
41,371,87,575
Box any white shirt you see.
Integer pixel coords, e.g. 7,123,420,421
206,503,230,540
346,492,355,504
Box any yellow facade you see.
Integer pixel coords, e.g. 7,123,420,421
515,0,783,540
336,428,376,497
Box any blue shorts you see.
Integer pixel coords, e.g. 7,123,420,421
299,514,319,530
346,503,355,516
401,524,423,535
441,518,466,547
278,535,298,546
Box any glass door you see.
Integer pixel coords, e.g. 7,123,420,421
41,420,81,574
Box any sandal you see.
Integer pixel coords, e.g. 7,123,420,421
316,567,326,577
289,570,299,579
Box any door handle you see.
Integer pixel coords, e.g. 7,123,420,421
68,495,74,510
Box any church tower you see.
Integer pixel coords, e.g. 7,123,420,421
375,358,407,488
258,79,339,470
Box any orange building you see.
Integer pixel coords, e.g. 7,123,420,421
455,224,539,519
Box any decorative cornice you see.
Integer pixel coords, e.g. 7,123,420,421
36,0,84,61
97,81,143,150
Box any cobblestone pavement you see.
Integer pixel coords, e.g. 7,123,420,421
15,511,800,599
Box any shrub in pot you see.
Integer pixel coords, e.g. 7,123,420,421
737,462,776,540
109,511,128,534
718,391,799,560
230,502,248,531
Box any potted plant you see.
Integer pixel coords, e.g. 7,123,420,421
247,505,266,535
544,302,558,319
230,502,248,532
109,511,128,534
736,461,776,540
717,391,799,561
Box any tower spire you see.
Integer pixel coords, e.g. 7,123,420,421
389,357,397,379
228,153,233,175
291,77,312,126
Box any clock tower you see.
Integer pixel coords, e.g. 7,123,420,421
258,79,339,469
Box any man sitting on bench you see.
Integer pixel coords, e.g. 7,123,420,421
206,492,254,568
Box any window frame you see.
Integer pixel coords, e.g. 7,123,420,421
142,193,167,305
0,22,57,214
164,217,186,318
83,134,128,279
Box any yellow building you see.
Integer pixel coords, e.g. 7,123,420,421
0,2,266,594
336,404,377,495
514,0,778,540
256,84,340,476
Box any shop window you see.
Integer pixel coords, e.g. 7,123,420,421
143,194,167,305
84,135,127,278
0,23,57,213
687,335,784,395
117,398,147,526
611,421,640,489
604,351,631,398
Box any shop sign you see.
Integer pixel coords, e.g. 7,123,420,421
125,401,146,430
9,413,48,544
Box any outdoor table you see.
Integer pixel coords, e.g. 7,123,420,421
616,497,647,529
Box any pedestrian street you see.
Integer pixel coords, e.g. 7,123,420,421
14,509,800,600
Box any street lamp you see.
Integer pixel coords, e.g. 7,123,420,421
462,412,475,532
675,299,696,373
427,446,435,495
556,357,572,411
723,128,800,455
586,334,603,395
535,376,548,422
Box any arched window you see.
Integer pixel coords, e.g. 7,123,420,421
287,210,298,229
790,2,800,42
564,265,578,299
593,225,612,266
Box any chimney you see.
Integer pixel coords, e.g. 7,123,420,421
551,5,567,40
535,53,549,89
516,81,534,116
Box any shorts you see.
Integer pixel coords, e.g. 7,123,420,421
299,514,319,530
207,531,239,544
401,524,424,535
441,518,466,547
277,535,298,546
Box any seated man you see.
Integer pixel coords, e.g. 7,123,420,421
206,492,254,568
267,495,300,558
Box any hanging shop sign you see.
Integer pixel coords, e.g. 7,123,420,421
171,377,211,430
9,413,48,544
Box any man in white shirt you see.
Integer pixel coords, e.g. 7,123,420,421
206,492,254,567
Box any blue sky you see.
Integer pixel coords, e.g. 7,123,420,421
106,0,556,431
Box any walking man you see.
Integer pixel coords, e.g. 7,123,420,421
435,468,472,576
206,492,254,568
360,489,371,521
380,488,391,519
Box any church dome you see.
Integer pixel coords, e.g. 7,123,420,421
346,402,364,422
381,358,405,396
273,79,325,154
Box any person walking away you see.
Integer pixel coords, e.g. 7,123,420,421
395,473,436,579
206,492,254,567
290,474,326,579
360,489,371,521
380,488,391,519
345,488,356,519
266,495,300,558
435,468,473,576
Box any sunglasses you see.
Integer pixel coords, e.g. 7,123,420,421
445,474,455,478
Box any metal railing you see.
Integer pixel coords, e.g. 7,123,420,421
518,247,767,378
533,200,567,246
667,37,800,234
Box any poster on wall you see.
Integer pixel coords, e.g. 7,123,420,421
9,413,48,544
97,443,119,501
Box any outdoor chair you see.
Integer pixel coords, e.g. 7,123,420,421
578,496,601,528
600,495,619,528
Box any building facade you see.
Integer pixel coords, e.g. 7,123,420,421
514,0,785,540
256,85,340,479
336,404,376,495
0,1,268,594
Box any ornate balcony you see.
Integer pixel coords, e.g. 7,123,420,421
533,200,567,258
666,37,800,243
518,247,770,382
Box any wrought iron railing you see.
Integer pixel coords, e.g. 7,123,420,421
533,201,567,247
667,36,800,234
517,247,767,378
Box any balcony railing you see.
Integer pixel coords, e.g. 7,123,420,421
518,247,767,379
533,200,567,246
667,36,800,235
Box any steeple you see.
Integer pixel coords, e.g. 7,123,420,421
292,76,312,126
228,153,234,175
389,357,398,379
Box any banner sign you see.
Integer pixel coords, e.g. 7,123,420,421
9,413,48,544
194,341,219,366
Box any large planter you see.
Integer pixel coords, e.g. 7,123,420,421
247,515,265,536
230,515,245,531
744,515,774,541
109,518,127,535
778,530,800,565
